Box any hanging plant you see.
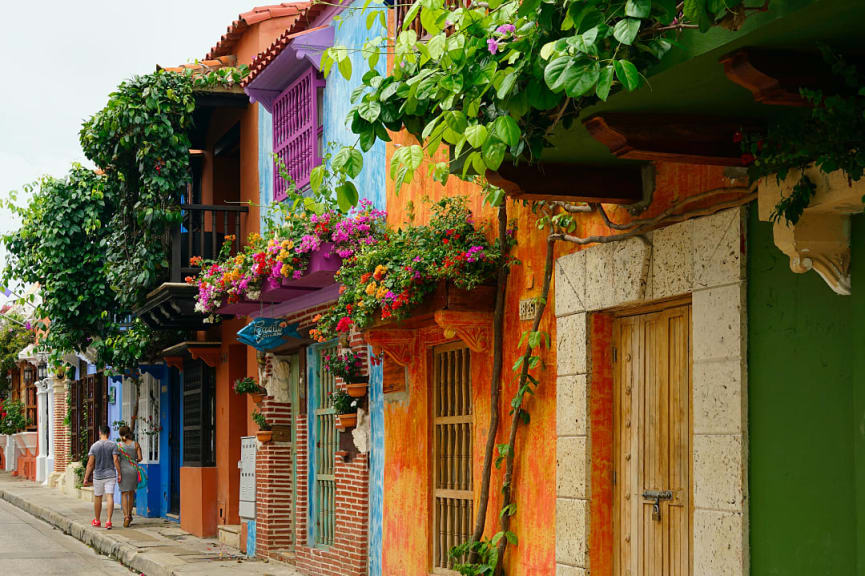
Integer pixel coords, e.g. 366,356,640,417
311,196,508,342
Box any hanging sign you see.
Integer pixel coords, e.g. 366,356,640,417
237,318,302,352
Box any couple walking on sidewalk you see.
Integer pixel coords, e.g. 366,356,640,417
82,424,142,529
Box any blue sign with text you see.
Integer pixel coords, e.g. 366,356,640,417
237,318,301,351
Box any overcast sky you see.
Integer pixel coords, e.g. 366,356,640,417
0,0,252,300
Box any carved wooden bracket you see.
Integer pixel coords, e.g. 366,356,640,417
364,329,416,367
189,346,221,368
164,356,184,373
433,310,493,353
757,165,863,295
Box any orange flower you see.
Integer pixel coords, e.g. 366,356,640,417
313,314,322,322
339,285,347,294
184,276,195,284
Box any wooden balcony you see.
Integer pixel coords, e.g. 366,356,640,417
134,202,248,331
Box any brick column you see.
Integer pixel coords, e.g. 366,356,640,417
52,378,70,474
255,397,294,558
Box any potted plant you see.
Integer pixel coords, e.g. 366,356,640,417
322,349,368,397
330,389,359,430
252,409,273,443
234,376,267,404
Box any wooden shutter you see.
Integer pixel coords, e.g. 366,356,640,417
183,359,215,467
614,304,691,576
272,67,324,201
314,345,337,546
69,379,81,458
432,342,473,572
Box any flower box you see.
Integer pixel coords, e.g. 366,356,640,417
336,413,357,430
280,242,342,289
346,381,368,398
371,281,496,329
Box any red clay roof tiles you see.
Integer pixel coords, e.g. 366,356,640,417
206,2,312,60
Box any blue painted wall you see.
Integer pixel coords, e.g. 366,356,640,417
306,343,322,547
322,6,388,573
322,5,387,211
259,106,274,230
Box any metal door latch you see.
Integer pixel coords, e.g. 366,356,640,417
642,490,673,521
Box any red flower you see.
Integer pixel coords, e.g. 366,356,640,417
336,317,353,333
442,239,449,244
732,131,743,144
740,153,755,165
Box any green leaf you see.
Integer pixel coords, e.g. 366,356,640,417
465,124,488,148
614,59,642,91
358,100,381,123
427,33,446,60
494,116,520,148
625,0,651,18
540,41,557,60
497,71,517,100
309,165,324,193
596,65,614,101
483,138,506,171
338,53,353,80
333,147,364,178
336,181,358,212
564,61,600,97
613,17,641,45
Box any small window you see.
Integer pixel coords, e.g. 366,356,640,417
182,359,215,467
431,342,473,572
272,68,326,202
313,344,338,547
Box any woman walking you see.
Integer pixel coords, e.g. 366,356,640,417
116,425,142,528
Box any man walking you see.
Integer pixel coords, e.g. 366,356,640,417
82,425,122,529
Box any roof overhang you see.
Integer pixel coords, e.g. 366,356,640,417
245,25,334,113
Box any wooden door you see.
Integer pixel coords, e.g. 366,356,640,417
614,304,691,576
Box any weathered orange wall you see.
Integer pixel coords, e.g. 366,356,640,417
380,134,742,573
180,465,218,537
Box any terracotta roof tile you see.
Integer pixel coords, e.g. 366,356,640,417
159,55,238,74
243,2,329,87
206,2,312,60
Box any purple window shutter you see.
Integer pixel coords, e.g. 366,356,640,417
272,68,325,202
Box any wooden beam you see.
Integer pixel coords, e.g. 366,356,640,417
486,162,645,204
720,49,831,107
583,113,751,166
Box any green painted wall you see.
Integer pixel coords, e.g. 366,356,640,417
748,206,865,575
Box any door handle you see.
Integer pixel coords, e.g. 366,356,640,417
642,490,673,521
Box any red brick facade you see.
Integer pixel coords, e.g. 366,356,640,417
253,301,371,575
52,379,70,473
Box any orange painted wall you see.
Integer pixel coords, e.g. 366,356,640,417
180,465,219,537
379,130,743,572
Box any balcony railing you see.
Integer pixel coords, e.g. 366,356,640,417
167,203,248,283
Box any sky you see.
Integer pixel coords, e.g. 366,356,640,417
0,0,253,301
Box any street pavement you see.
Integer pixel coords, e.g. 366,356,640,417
0,497,133,575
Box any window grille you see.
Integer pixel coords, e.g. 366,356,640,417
182,359,215,467
138,374,160,464
272,67,325,202
432,343,473,572
23,364,37,431
314,345,337,546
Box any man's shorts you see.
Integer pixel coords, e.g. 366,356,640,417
93,477,117,497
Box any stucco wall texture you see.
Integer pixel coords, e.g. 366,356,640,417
748,209,865,575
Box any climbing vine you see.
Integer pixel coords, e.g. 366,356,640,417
4,67,246,370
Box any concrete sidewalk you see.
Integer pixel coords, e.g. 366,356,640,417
0,473,303,576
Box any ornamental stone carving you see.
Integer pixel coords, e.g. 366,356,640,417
758,165,864,295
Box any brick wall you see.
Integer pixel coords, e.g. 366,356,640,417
256,397,294,557
253,300,371,574
53,380,70,473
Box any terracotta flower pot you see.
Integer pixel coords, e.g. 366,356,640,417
256,430,273,444
346,381,368,398
336,413,357,430
250,392,266,405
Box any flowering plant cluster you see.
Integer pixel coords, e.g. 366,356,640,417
191,199,386,322
311,197,505,341
140,415,163,437
0,399,29,435
322,349,366,383
329,389,358,415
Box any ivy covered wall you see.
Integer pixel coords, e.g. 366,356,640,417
748,207,865,574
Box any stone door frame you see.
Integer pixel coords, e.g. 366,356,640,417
554,207,748,576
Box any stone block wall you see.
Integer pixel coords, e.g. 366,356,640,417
52,380,70,475
554,207,748,576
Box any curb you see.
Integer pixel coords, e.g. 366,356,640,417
0,487,172,576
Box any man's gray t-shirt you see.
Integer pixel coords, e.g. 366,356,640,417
88,439,118,480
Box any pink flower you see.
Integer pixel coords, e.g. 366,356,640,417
487,38,499,54
496,24,515,35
